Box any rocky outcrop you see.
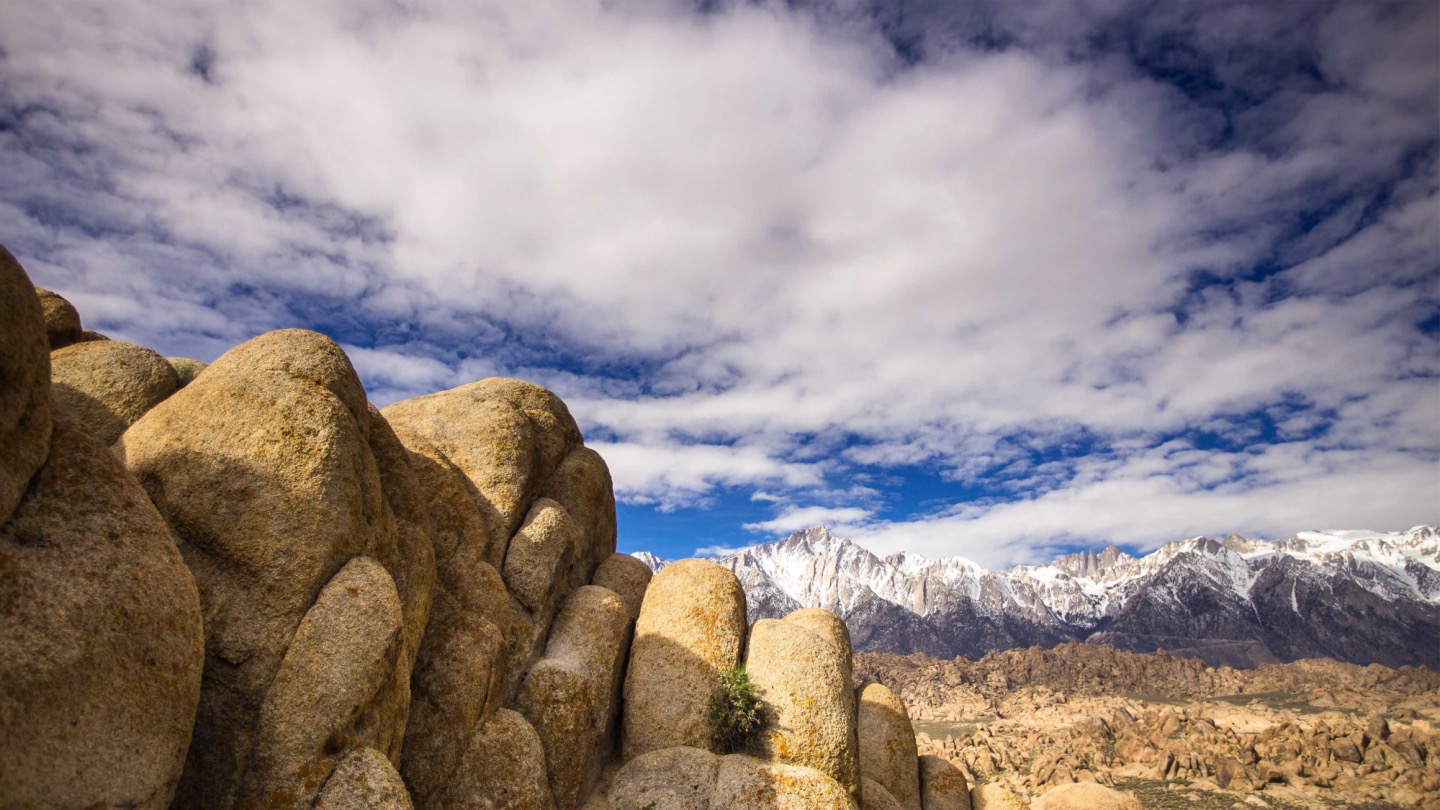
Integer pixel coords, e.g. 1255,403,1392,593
519,585,633,809
1031,783,1141,810
35,286,82,349
746,608,860,798
857,683,921,810
623,559,749,760
0,250,204,809
0,246,51,526
592,551,653,621
4,250,933,810
609,746,860,810
51,338,179,444
117,328,434,809
918,755,971,810
169,356,208,387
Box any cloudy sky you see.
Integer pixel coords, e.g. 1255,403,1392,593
3,0,1436,567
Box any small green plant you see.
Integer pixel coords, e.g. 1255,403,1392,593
708,666,766,754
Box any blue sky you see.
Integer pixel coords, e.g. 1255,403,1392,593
2,0,1437,567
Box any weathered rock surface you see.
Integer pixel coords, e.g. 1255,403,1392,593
860,776,903,810
918,755,971,810
610,747,859,810
51,339,179,444
592,552,653,621
117,328,433,809
969,783,1024,810
169,356,208,387
712,754,859,810
0,246,51,525
746,609,859,798
609,746,719,810
519,585,633,809
239,557,405,809
1031,783,1141,810
314,747,416,810
0,417,204,808
432,708,556,810
35,286,82,349
857,682,921,810
624,559,749,760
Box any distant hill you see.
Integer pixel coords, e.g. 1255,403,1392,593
633,525,1440,668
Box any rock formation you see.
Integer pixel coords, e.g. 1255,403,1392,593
857,682,922,810
0,249,205,809
3,244,937,810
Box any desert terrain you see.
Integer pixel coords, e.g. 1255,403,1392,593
856,643,1440,809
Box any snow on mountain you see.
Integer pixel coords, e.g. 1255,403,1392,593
628,524,1440,668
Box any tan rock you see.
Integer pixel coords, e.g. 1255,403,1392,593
433,708,557,810
239,557,404,809
969,783,1024,810
862,777,903,810
746,609,859,799
313,747,415,810
592,552,654,621
857,683,921,810
0,418,204,808
608,746,719,810
918,755,972,810
0,245,51,525
519,586,634,809
540,445,618,585
711,754,860,810
381,378,584,561
505,497,583,614
1031,782,1141,810
51,339,178,444
35,286,82,349
168,357,208,388
623,559,749,760
117,328,421,808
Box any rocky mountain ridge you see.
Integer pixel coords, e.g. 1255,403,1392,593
634,524,1440,668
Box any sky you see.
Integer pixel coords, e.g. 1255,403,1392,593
2,0,1437,568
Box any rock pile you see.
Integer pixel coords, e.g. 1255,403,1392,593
0,246,954,810
860,644,1440,809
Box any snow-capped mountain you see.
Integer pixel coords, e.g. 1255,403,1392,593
630,525,1440,668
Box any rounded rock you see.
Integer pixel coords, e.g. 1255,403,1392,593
1031,783,1143,810
623,559,748,760
591,552,654,622
857,683,921,810
35,287,82,349
918,755,972,810
168,357,208,388
0,245,51,526
746,609,859,798
0,418,204,808
50,339,179,445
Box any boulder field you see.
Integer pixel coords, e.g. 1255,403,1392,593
0,246,964,810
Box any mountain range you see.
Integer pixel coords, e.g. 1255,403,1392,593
632,525,1440,669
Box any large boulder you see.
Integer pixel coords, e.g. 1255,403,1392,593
50,339,178,444
238,557,404,809
168,357,208,388
623,559,749,760
711,755,859,810
1031,783,1142,810
918,756,971,810
35,286,82,349
592,552,653,622
745,609,859,799
0,245,51,526
117,328,434,809
384,380,616,701
0,417,204,808
430,708,556,810
314,747,415,810
518,586,633,809
610,748,858,810
857,683,921,810
860,777,903,810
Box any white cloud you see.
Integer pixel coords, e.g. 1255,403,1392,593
0,0,1434,561
743,505,875,537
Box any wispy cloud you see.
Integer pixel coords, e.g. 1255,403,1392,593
1,0,1434,561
